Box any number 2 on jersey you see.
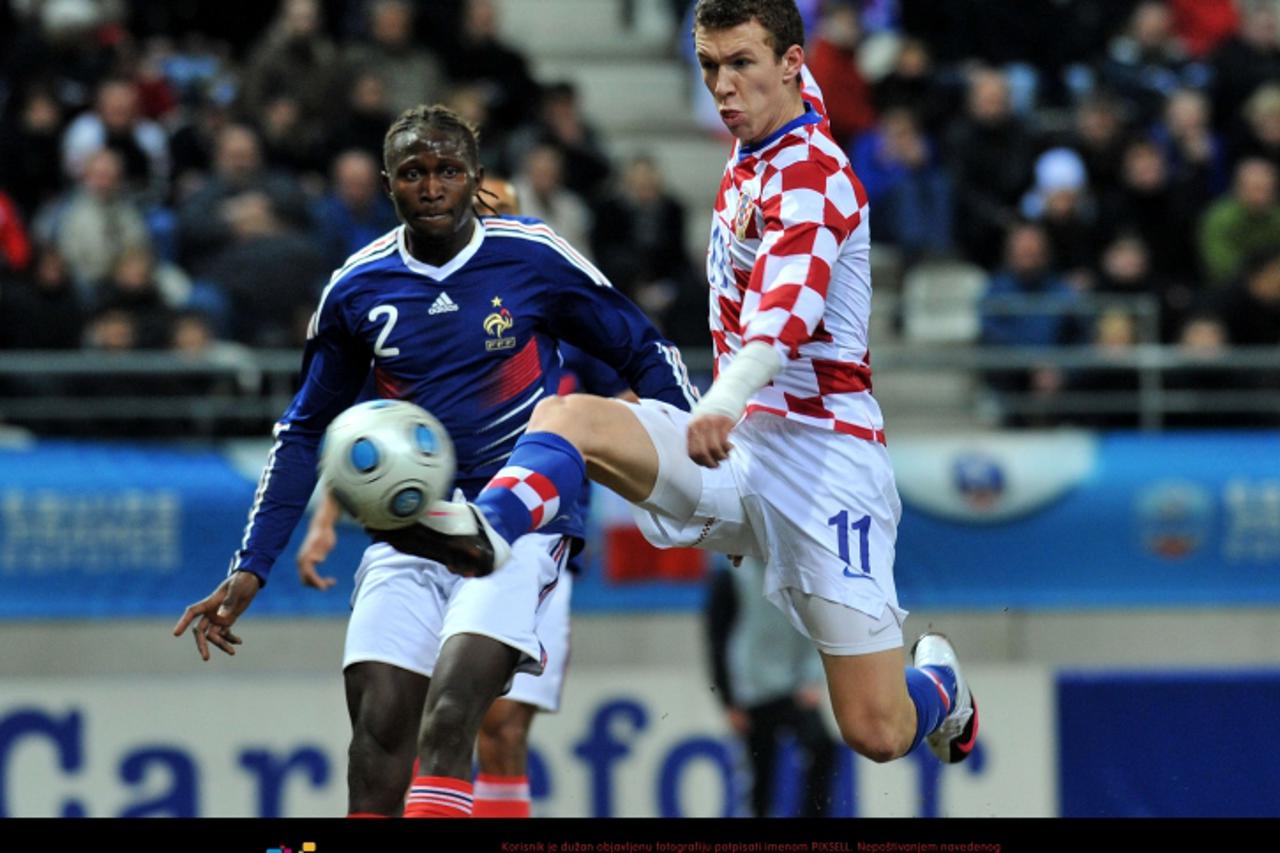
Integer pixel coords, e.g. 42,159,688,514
369,305,401,357
828,510,871,577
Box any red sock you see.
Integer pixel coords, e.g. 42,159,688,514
403,775,473,818
472,773,531,818
346,812,388,818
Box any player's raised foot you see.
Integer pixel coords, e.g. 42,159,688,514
911,632,979,763
374,490,511,577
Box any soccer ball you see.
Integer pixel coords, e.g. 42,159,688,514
318,400,455,530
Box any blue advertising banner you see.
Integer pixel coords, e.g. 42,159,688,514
1058,670,1280,817
892,431,1280,609
4,431,1280,618
0,440,365,619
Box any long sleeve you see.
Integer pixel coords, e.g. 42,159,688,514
227,284,371,583
545,235,699,411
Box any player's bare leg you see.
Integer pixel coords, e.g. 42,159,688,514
525,394,660,501
818,648,918,762
472,698,539,817
477,699,538,774
417,633,521,779
344,662,430,815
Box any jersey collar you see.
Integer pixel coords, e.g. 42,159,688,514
737,102,820,162
397,219,486,280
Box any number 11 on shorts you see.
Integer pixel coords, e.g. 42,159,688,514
828,510,871,577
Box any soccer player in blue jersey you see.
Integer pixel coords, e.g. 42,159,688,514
292,175,633,817
173,105,697,818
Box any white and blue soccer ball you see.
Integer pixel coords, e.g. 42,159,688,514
318,400,455,530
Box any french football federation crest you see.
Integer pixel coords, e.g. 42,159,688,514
733,190,756,240
484,296,516,350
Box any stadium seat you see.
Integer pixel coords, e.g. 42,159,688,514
901,259,989,344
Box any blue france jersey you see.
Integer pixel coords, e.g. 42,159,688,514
230,217,698,582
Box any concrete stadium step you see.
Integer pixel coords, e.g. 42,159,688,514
532,58,692,133
497,0,670,60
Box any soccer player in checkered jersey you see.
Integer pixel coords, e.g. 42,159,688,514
396,0,979,769
173,105,698,818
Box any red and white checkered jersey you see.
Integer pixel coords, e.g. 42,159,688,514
706,67,884,443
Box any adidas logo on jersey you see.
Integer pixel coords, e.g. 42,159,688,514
428,292,459,315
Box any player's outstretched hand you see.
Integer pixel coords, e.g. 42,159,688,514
297,519,338,590
687,413,736,468
172,571,263,661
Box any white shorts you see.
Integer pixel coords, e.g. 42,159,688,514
626,399,906,654
504,569,572,712
342,532,570,682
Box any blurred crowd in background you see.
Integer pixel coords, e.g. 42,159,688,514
1,0,1279,428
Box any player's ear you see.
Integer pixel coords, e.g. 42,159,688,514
381,169,392,198
781,43,804,84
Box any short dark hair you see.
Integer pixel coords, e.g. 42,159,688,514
382,104,480,172
693,0,805,58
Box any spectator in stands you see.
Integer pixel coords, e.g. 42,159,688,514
806,1,876,149
872,37,953,139
168,85,236,203
84,307,140,353
1211,0,1280,137
1198,159,1280,288
849,107,952,262
1218,251,1280,346
93,246,176,349
514,143,593,258
1056,95,1133,199
256,93,326,181
322,69,398,167
981,222,1083,349
1236,84,1280,173
62,77,171,203
945,67,1036,268
1096,1,1209,126
445,0,541,136
343,0,445,115
1020,147,1103,286
980,222,1083,424
177,124,312,274
591,154,693,330
706,558,838,818
444,84,508,175
1,0,120,115
241,0,344,148
0,245,83,350
313,149,399,270
37,148,151,294
0,84,67,221
1067,307,1142,429
1094,232,1189,342
1153,87,1229,200
506,82,612,200
1164,309,1247,428
1168,0,1240,59
0,189,32,274
1099,138,1202,284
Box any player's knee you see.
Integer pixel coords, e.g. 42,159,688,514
527,394,600,451
834,710,904,764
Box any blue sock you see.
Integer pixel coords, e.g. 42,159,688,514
475,432,585,543
905,665,957,754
